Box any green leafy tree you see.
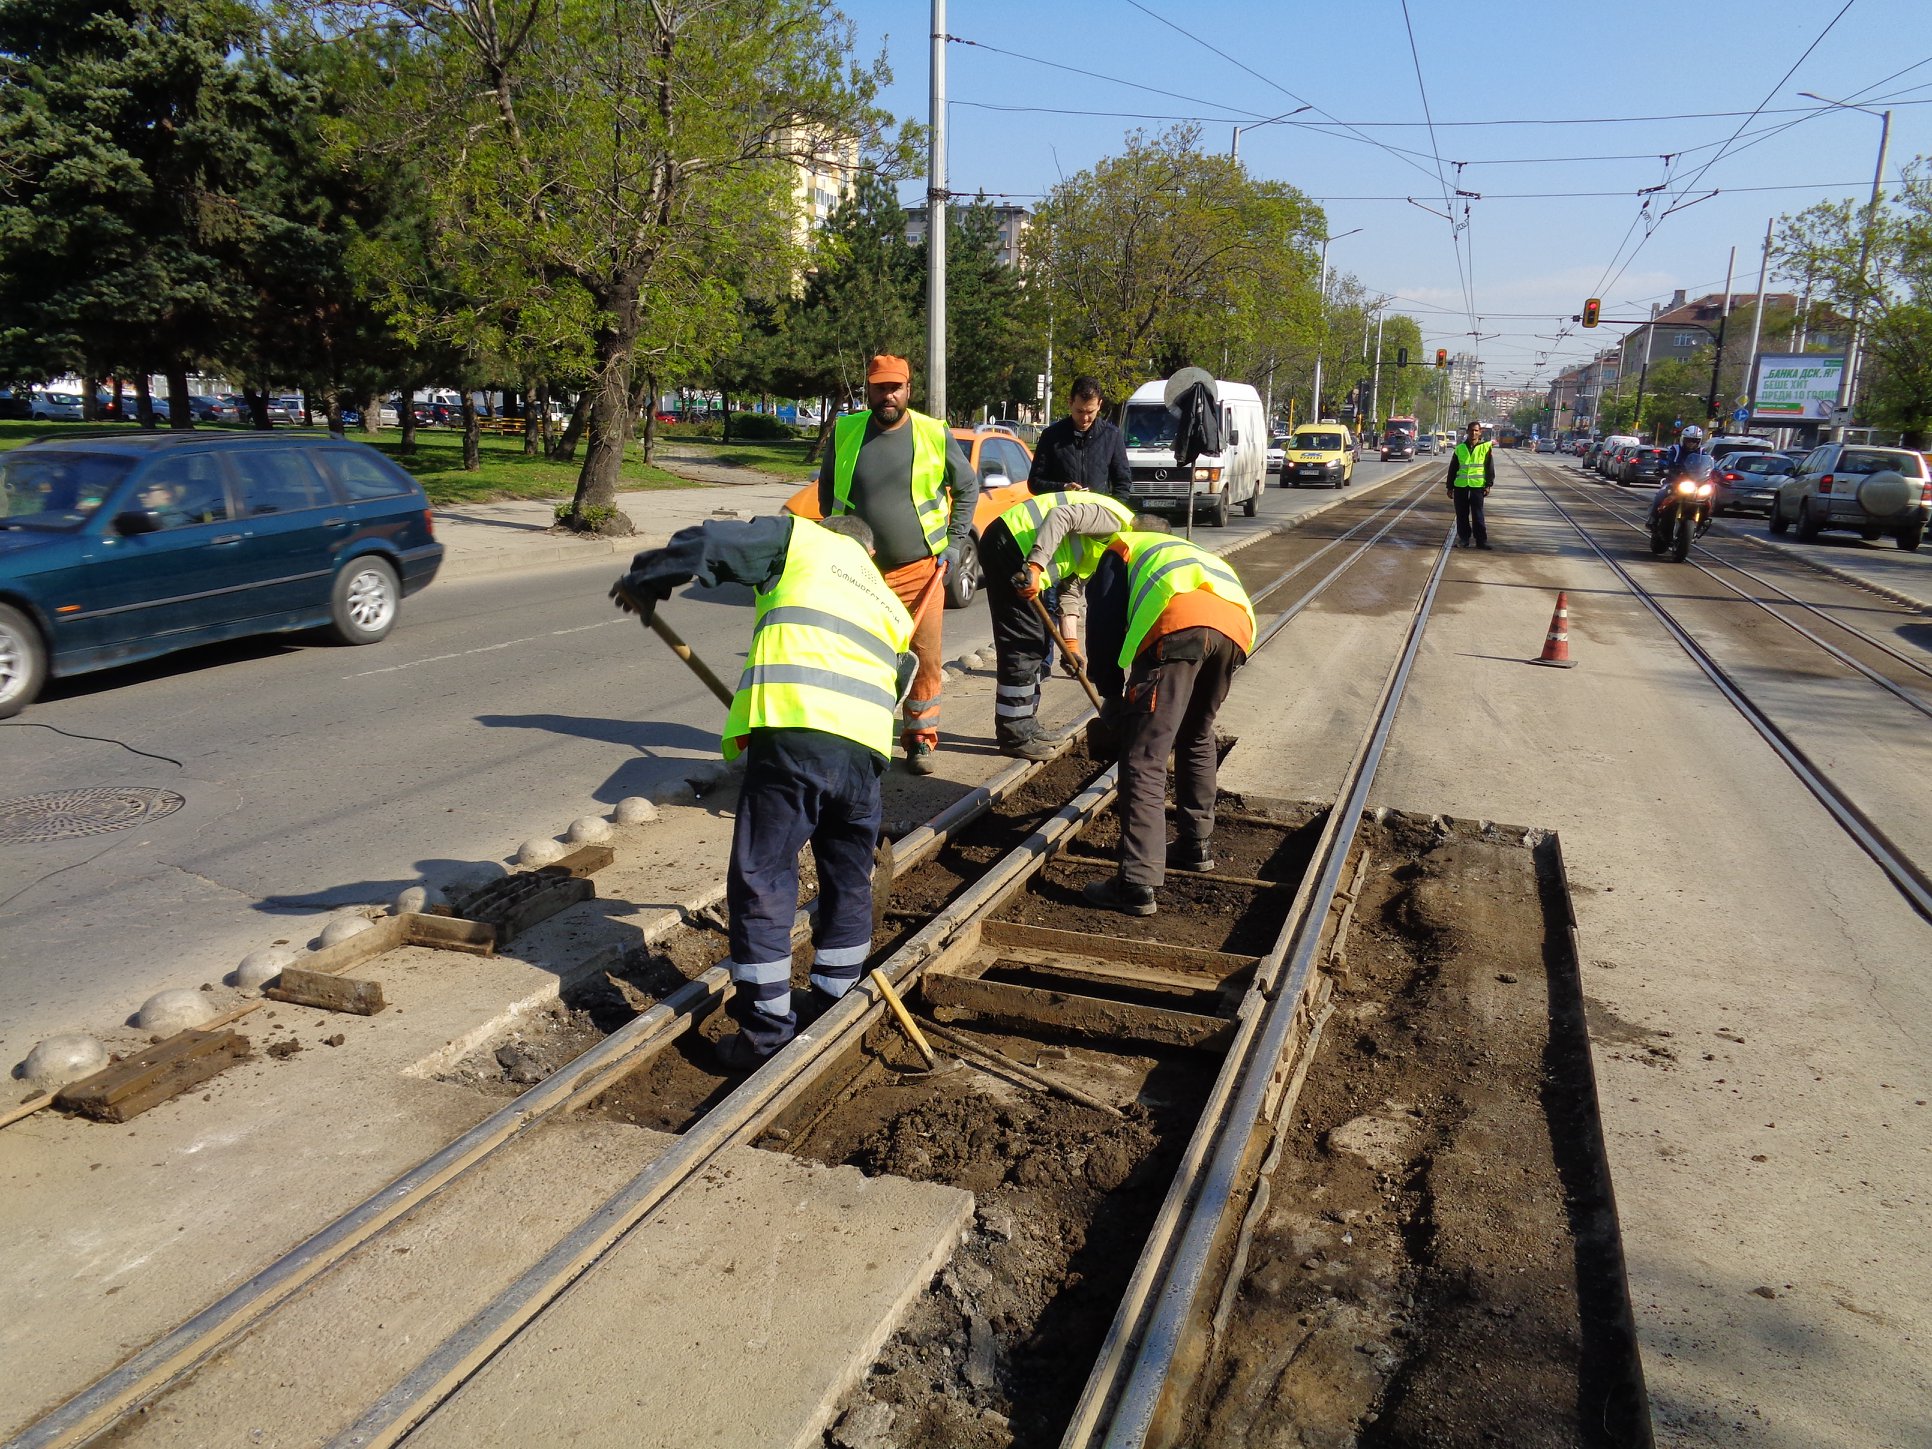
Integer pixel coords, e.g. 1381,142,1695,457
940,197,1033,422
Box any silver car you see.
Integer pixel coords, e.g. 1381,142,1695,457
1770,443,1928,550
1713,451,1794,516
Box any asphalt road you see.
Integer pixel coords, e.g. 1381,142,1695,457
0,460,1421,1059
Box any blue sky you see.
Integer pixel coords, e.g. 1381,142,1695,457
839,0,1931,388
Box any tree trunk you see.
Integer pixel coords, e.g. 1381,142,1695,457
806,392,837,463
539,385,554,457
639,372,659,463
720,390,731,444
553,391,588,462
400,389,419,455
326,392,346,436
523,378,542,456
568,273,644,529
135,375,155,430
82,373,101,422
244,388,273,430
361,390,381,435
460,392,481,470
166,365,194,430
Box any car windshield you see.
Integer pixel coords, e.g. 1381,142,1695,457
1297,433,1343,451
1122,404,1177,449
1,451,136,530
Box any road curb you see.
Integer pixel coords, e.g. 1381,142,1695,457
436,535,628,582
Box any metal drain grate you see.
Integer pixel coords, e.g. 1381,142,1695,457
0,786,187,844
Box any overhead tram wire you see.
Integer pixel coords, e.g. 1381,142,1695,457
1397,0,1477,339
944,37,1266,122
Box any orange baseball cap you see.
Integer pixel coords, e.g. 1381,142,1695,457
866,354,910,384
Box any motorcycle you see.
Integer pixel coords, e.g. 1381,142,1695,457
1648,454,1717,562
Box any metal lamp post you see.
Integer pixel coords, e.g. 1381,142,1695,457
1231,105,1312,159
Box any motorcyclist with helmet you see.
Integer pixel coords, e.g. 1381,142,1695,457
1647,424,1708,526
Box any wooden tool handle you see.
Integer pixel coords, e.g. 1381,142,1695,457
648,612,736,707
1027,594,1104,711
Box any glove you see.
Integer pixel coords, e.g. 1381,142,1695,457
609,568,676,623
1059,644,1087,679
1013,563,1044,601
940,539,968,577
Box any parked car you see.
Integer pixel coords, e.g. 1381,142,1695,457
1711,452,1794,516
1769,443,1929,550
0,389,33,421
1622,446,1669,488
1283,424,1355,489
30,392,84,421
1266,435,1287,474
1415,432,1437,456
0,433,444,716
782,425,1033,610
189,395,240,424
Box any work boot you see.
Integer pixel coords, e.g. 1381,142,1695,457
1475,540,1494,550
793,985,843,1032
1166,838,1215,874
1081,874,1157,917
999,735,1057,762
713,1028,786,1074
902,739,937,776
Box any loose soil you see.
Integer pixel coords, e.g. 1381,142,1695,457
821,809,1645,1449
1183,812,1647,1449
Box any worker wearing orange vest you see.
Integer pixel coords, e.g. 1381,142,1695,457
817,354,979,775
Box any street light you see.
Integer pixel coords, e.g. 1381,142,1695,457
1309,227,1362,423
1798,91,1893,440
1231,105,1312,159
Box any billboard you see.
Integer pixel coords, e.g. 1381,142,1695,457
1751,354,1843,422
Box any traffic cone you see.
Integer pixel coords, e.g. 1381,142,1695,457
1532,592,1577,668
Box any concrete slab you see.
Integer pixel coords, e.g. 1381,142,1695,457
405,1145,972,1449
1215,479,1932,1445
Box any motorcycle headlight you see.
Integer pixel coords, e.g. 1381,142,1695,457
1676,481,1697,495
1696,483,1714,496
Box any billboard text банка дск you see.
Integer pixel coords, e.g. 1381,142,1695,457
1751,354,1843,421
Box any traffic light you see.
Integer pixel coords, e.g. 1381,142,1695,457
1396,346,1409,368
1434,348,1448,368
1582,298,1601,328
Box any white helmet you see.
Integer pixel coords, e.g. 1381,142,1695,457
1681,424,1704,442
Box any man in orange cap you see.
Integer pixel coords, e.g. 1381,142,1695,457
818,354,979,774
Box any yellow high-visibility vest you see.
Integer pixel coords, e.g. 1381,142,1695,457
996,490,1134,585
1115,532,1255,667
830,409,951,556
721,517,912,760
1451,440,1492,487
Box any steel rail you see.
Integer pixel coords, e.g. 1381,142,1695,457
1522,464,1932,923
12,473,1456,1449
1532,461,1932,713
1064,521,1458,1449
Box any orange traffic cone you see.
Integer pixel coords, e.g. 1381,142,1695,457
1532,592,1577,668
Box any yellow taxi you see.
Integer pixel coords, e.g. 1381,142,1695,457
783,424,1035,608
1282,423,1355,489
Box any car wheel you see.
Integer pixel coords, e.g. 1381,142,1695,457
1205,488,1230,528
1242,488,1257,518
327,556,401,644
944,539,981,609
1796,500,1822,541
1899,517,1925,552
0,603,48,719
1769,500,1790,535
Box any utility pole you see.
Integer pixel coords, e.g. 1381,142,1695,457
1369,311,1386,434
1308,228,1361,426
926,0,947,420
1633,302,1658,440
1803,94,1892,441
1705,246,1736,427
1743,218,1773,428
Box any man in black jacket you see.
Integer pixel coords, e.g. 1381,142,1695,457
1029,376,1131,496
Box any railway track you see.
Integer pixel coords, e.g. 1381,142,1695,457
10,470,1481,1449
1514,452,1932,921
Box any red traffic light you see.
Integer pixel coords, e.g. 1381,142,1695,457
1434,348,1448,368
1582,298,1601,327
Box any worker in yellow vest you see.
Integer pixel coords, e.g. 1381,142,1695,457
612,513,913,1069
982,488,1135,759
1446,420,1496,548
1068,519,1256,916
817,354,979,775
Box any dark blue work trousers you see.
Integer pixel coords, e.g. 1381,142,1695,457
726,729,882,1050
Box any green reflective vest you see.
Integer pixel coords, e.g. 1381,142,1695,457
1451,440,1493,487
996,490,1135,587
1116,532,1256,667
831,409,952,556
721,517,913,761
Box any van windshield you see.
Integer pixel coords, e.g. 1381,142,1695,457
1,451,135,531
1297,433,1344,451
1122,404,1177,449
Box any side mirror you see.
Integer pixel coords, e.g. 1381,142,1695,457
113,509,161,536
1228,427,1240,445
982,468,1008,485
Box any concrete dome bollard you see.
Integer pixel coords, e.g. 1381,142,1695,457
319,915,375,949
517,837,565,868
137,988,217,1036
392,884,448,916
613,797,658,826
566,816,613,845
234,946,297,991
17,1035,110,1093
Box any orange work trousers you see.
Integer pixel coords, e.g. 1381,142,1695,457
881,555,945,749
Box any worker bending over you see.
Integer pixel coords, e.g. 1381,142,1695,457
1028,512,1255,916
612,514,913,1069
982,488,1135,758
818,354,979,774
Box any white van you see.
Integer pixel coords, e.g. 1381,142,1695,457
1119,378,1267,528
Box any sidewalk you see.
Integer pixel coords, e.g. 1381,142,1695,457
432,461,804,582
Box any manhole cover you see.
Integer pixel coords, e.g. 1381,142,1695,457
0,786,187,844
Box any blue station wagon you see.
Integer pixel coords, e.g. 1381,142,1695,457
0,433,443,716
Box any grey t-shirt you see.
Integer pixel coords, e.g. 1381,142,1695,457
818,415,979,570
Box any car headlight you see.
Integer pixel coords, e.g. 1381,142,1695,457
1192,466,1222,482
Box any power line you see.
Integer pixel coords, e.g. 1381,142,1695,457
945,36,1262,121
